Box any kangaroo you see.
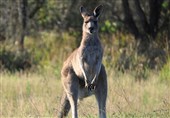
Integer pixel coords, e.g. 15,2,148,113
58,5,107,118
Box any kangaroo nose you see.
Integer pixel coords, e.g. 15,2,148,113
89,27,94,33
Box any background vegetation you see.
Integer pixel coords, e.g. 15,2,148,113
0,0,170,117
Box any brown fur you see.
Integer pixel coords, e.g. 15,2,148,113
58,5,107,118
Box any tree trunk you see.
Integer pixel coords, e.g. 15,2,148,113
134,0,150,34
19,0,28,51
121,0,166,53
122,0,140,39
149,0,164,38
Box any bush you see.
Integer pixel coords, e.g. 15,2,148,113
0,49,32,72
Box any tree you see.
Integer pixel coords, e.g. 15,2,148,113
122,0,167,52
19,0,28,51
18,0,45,51
0,0,45,51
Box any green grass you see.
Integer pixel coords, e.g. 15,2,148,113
160,58,170,83
1,70,170,117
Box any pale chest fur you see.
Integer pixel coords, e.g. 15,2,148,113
73,39,103,82
82,45,102,69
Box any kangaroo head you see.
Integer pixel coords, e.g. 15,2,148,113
80,5,103,34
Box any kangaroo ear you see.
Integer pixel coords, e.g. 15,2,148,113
93,5,103,18
80,6,88,18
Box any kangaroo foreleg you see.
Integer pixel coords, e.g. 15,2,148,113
79,56,89,87
91,57,102,85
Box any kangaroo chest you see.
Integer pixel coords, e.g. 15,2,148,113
74,44,103,81
82,46,101,67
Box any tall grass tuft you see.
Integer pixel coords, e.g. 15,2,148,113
159,57,170,83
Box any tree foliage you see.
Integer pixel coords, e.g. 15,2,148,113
0,0,169,71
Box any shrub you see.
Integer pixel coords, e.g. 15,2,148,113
0,49,32,72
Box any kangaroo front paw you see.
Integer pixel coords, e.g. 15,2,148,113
88,84,96,91
85,81,89,88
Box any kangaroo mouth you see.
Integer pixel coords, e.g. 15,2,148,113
89,29,96,34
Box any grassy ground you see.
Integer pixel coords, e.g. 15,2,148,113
1,70,170,118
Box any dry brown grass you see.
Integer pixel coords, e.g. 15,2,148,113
1,70,170,117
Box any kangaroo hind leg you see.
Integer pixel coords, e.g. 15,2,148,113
95,65,107,118
62,68,79,118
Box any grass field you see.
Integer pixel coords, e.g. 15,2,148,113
1,69,170,118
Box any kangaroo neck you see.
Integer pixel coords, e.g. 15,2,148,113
80,31,99,47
